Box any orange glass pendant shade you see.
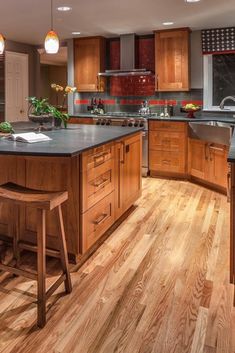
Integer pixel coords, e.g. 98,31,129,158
44,30,59,54
0,34,5,54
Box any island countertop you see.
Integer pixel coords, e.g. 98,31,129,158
0,123,142,157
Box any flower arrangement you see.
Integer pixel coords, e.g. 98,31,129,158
51,84,77,110
27,96,69,128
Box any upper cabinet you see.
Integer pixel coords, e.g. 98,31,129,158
155,28,190,92
74,36,106,92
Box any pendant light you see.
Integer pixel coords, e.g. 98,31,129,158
44,0,59,54
0,34,5,54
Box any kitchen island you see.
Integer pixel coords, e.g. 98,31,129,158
0,124,142,262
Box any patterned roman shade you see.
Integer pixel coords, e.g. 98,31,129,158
201,27,235,54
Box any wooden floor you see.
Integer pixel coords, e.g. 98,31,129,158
0,178,234,353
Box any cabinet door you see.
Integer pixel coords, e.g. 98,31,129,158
115,133,142,220
208,144,228,188
188,139,207,180
68,117,93,124
74,37,106,92
155,28,190,91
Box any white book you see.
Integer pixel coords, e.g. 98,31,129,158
8,132,52,143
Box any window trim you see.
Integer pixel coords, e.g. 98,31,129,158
203,54,235,112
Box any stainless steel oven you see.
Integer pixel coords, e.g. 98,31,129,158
93,114,149,176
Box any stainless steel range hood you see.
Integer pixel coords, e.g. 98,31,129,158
98,34,153,77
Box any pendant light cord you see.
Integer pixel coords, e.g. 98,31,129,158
51,0,53,30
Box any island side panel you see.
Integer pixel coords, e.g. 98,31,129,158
0,156,25,237
0,155,80,256
23,155,80,255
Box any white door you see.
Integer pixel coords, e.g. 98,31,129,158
5,51,29,122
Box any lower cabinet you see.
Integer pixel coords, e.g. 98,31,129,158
68,117,94,124
149,121,188,176
80,132,142,253
188,138,228,189
81,192,115,252
114,133,142,220
230,163,235,285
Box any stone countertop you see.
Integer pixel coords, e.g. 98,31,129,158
71,113,235,124
148,116,235,123
0,122,142,157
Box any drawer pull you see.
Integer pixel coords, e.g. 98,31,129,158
93,178,109,188
94,153,109,166
162,139,171,143
162,159,171,164
209,145,224,152
94,213,109,225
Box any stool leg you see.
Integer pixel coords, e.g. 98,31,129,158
13,205,21,267
37,209,47,328
56,205,72,294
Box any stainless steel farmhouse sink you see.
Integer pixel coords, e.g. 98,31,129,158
188,121,234,146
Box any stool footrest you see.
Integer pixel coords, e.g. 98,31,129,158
18,241,61,259
46,274,67,300
0,263,37,280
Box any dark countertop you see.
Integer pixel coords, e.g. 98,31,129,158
71,113,235,124
0,123,142,157
148,116,235,123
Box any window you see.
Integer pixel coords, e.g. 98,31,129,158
203,53,235,111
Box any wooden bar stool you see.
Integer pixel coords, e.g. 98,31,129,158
0,182,72,328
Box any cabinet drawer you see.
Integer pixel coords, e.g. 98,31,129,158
149,131,186,152
149,150,186,173
81,158,115,212
81,143,114,171
149,121,186,132
81,191,115,252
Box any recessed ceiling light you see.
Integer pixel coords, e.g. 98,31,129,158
185,0,200,2
57,6,72,11
163,22,174,26
72,32,81,35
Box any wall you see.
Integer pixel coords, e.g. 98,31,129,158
40,64,67,106
72,31,205,116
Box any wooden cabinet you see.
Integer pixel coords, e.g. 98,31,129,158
230,163,235,285
74,36,106,92
149,121,188,176
114,133,142,220
155,28,190,91
81,192,115,253
188,139,228,189
188,139,207,180
80,132,142,253
68,117,93,124
207,144,228,188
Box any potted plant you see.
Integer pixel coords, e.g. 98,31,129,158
27,97,52,130
27,97,69,129
48,105,69,128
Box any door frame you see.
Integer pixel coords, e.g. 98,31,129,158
5,51,29,122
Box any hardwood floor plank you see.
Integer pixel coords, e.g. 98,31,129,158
190,306,208,353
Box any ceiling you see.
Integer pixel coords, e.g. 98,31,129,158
1,0,235,45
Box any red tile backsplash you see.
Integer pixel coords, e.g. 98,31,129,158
137,37,155,71
75,99,89,105
110,40,120,70
181,100,203,106
109,37,155,96
110,75,155,97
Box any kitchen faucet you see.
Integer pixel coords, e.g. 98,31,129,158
219,96,235,109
